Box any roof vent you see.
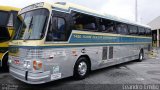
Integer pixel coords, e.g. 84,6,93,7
55,2,66,5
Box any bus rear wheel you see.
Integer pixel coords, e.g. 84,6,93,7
73,57,90,80
137,50,144,62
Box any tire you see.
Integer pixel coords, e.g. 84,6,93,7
2,54,9,72
137,50,144,62
73,57,90,80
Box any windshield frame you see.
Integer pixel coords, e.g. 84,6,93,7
14,8,50,40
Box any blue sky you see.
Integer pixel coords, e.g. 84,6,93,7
0,0,159,24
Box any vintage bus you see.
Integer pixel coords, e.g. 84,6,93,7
9,2,152,84
0,6,20,71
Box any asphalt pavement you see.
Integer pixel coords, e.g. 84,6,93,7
0,50,160,90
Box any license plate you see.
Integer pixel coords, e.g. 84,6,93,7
51,73,61,80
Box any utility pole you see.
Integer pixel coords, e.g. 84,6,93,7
135,0,138,22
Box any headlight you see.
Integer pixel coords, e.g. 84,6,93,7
23,61,31,69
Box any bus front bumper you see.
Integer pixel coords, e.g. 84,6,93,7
10,67,50,84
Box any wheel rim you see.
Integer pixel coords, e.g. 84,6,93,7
78,61,87,76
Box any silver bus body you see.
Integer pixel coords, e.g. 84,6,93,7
9,2,152,84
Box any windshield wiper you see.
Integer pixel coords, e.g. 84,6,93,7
23,17,33,41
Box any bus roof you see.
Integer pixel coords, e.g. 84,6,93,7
52,2,150,28
0,6,20,11
20,2,151,28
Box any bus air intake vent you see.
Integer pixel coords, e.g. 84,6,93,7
109,47,113,59
102,47,108,60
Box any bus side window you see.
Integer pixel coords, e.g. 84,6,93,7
106,25,115,33
46,17,66,41
146,28,151,36
138,27,145,35
129,25,138,35
116,23,128,35
99,19,116,33
72,11,98,32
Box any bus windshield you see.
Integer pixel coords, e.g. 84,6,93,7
0,11,9,26
14,9,49,40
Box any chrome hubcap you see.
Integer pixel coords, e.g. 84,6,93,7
78,61,87,76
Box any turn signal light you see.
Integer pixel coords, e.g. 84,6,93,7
33,60,42,70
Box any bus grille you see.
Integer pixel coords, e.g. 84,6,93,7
102,47,108,60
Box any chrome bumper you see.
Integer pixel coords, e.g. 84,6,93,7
10,67,50,84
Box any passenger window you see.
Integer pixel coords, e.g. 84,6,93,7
138,27,145,35
46,17,66,41
58,18,65,32
72,11,98,32
129,25,138,35
146,28,151,36
105,25,115,33
116,23,128,34
99,19,116,33
99,25,105,32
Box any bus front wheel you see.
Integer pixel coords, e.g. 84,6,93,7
73,57,90,80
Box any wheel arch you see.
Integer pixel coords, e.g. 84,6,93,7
1,51,8,67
